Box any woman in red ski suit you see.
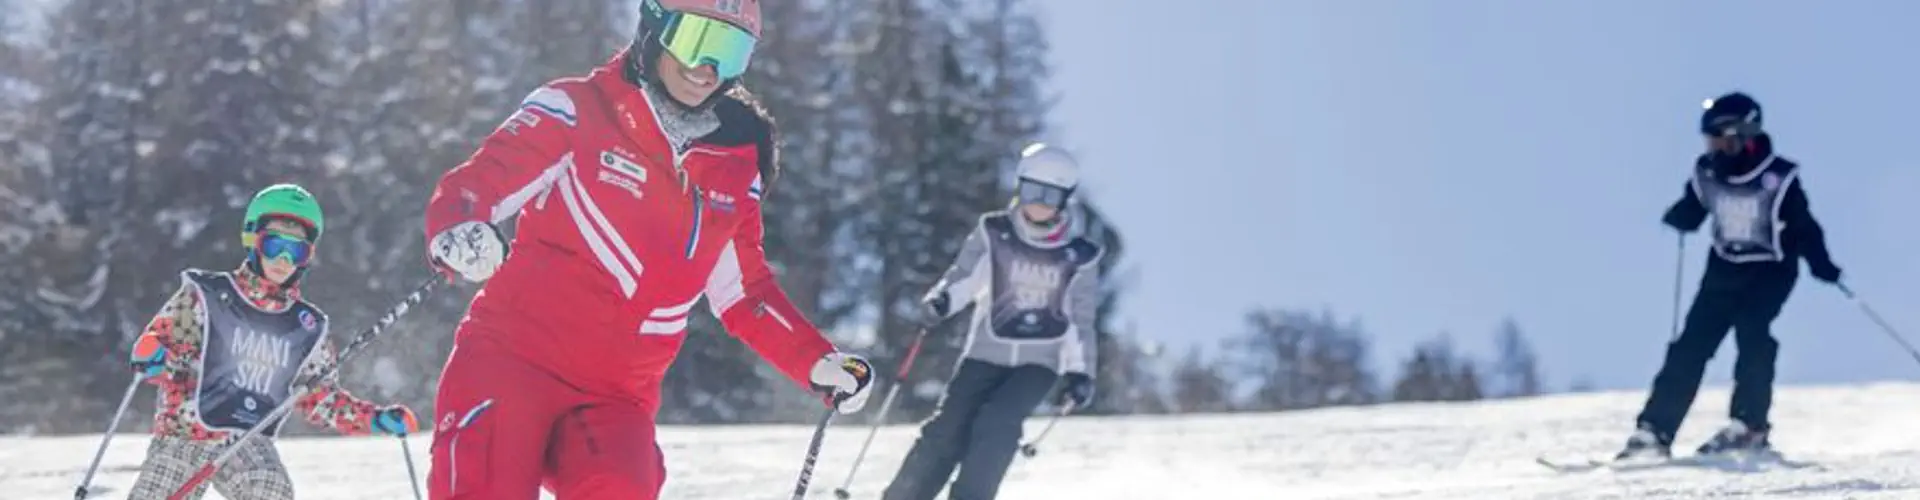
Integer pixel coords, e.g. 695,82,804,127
420,1,874,498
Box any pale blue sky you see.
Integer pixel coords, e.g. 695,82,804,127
1043,0,1920,391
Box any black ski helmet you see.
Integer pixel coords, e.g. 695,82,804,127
1701,92,1764,138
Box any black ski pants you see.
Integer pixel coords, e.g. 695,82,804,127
1636,257,1797,442
882,359,1059,500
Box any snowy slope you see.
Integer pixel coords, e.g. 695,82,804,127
6,383,1920,499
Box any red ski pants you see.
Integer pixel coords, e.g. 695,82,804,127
427,337,667,499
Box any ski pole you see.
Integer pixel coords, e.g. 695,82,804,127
168,276,440,500
791,406,837,500
1667,233,1686,342
399,437,424,500
1018,405,1072,458
73,374,143,500
831,327,930,500
1836,283,1920,366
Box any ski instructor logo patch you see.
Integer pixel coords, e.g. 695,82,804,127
600,150,648,184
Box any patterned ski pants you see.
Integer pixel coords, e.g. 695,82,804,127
127,435,295,500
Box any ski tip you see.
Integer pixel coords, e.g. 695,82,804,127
1534,454,1612,473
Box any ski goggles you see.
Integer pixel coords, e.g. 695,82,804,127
255,230,314,265
1701,115,1761,138
1016,180,1073,209
658,11,758,80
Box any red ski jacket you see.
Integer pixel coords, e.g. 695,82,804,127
423,54,833,407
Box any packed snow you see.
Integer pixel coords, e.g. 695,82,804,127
5,383,1919,499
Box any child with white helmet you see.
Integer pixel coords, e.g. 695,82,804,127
881,143,1105,500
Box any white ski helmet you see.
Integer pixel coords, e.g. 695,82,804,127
1015,143,1079,208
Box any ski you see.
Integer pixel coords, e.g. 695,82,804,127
1535,455,1675,473
1536,449,1816,473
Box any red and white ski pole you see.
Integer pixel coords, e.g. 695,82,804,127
167,276,440,500
830,327,931,500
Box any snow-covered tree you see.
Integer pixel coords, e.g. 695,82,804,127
1169,346,1235,413
1492,317,1544,398
1392,334,1486,403
1232,308,1380,410
0,0,50,261
1079,202,1163,415
0,0,160,433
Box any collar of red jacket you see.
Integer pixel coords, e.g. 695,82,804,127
585,52,693,171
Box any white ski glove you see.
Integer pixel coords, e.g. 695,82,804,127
430,221,507,283
809,352,874,414
919,289,952,326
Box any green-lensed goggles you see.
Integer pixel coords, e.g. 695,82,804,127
659,11,758,80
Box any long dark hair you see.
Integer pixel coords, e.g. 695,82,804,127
710,85,781,198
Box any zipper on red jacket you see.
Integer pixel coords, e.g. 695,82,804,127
683,187,704,259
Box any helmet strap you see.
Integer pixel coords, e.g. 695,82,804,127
244,253,265,277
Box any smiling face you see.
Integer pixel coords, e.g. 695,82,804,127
656,48,723,107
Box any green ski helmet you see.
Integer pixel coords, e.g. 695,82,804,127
241,183,324,249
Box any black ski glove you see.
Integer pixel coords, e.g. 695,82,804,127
920,291,951,326
1055,372,1094,410
1660,211,1694,233
1810,261,1842,284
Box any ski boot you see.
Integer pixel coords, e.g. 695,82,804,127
1696,420,1770,455
1614,423,1672,461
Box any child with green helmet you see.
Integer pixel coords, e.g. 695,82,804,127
124,183,418,499
239,183,327,285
